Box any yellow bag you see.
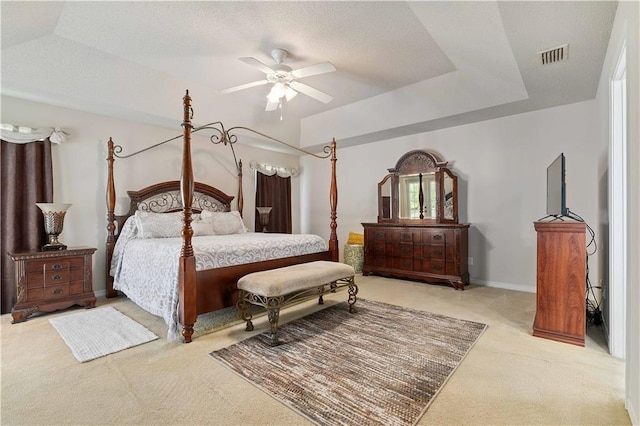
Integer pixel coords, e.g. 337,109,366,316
347,232,364,245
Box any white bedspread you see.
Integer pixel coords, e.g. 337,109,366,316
110,218,327,339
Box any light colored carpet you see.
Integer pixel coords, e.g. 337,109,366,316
1,276,629,425
49,306,158,362
210,299,487,426
193,304,263,338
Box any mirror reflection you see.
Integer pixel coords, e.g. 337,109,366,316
398,173,436,219
380,178,391,219
443,173,454,220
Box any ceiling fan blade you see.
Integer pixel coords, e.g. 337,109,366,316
239,57,276,74
219,80,269,94
289,81,333,103
265,98,279,111
291,62,336,79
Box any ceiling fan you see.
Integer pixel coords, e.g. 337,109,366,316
220,48,336,112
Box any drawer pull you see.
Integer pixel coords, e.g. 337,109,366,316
374,232,384,239
401,233,411,240
403,261,411,267
53,263,63,270
433,265,443,271
401,246,411,253
52,288,63,294
433,250,443,256
52,274,63,281
433,235,443,241
375,247,384,253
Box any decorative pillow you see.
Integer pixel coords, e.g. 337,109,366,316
347,232,364,245
191,219,216,237
135,211,183,239
200,210,248,235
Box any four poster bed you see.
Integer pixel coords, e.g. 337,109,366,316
106,90,339,342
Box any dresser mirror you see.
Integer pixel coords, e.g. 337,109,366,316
378,174,393,221
376,150,459,224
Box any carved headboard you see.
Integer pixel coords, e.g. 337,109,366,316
113,180,235,238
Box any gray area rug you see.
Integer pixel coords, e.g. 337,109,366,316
210,299,487,426
50,306,158,362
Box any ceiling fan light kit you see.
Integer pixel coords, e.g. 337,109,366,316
220,48,336,114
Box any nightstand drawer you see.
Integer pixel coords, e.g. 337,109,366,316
26,285,69,301
26,268,84,287
46,285,69,299
26,257,84,274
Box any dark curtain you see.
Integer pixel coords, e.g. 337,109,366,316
1,139,53,314
254,172,292,233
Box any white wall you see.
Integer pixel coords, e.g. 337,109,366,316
1,95,301,296
595,1,639,423
302,100,601,294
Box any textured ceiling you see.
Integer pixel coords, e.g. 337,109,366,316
0,1,617,152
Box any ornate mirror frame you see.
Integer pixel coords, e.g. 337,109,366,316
376,150,459,224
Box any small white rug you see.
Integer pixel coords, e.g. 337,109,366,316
49,307,158,362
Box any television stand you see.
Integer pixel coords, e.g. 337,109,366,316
532,220,586,346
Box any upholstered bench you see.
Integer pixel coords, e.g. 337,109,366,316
236,260,358,346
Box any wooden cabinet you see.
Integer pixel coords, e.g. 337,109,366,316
10,247,97,323
533,221,586,346
362,223,469,290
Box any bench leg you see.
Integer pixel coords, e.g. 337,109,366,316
266,297,282,346
347,278,358,313
237,290,254,331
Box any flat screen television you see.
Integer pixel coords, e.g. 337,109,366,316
546,153,567,217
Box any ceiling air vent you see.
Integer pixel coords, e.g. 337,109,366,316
538,44,569,65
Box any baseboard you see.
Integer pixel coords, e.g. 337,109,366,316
94,289,107,298
471,279,536,294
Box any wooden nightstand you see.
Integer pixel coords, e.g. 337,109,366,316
10,247,97,323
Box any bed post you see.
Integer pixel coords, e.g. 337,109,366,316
237,159,244,216
179,90,197,343
329,139,339,262
106,137,118,298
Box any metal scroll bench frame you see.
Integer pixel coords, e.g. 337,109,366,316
236,261,358,346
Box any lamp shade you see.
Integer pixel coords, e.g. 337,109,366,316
36,203,71,213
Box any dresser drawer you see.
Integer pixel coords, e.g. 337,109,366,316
26,257,84,274
395,230,421,243
422,246,456,261
422,259,446,274
395,242,414,258
369,255,391,268
424,230,453,245
371,230,390,241
370,241,387,256
423,246,445,259
393,257,414,271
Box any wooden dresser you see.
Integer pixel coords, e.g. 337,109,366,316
363,150,469,290
362,223,469,290
10,247,97,323
533,221,586,346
